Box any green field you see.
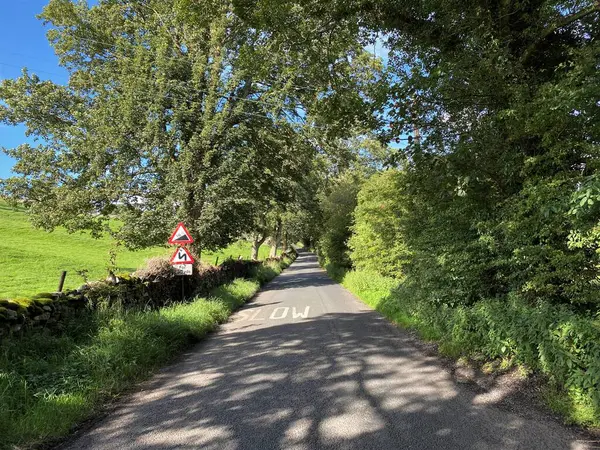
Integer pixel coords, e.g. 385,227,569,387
0,202,270,298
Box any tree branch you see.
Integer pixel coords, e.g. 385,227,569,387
521,2,600,63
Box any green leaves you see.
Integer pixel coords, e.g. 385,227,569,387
316,174,362,267
1,0,380,253
349,169,410,277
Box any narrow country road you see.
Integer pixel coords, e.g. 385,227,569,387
63,253,591,450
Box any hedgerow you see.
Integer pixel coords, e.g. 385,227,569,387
0,250,297,340
321,166,600,427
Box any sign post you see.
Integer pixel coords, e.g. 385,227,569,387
168,222,195,299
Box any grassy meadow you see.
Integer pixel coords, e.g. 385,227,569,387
0,202,270,298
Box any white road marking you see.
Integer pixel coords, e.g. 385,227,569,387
237,306,311,321
249,308,263,320
292,307,310,319
269,307,289,320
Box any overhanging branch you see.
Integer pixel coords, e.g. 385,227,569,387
521,2,600,64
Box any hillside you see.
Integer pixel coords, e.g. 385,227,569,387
0,202,268,298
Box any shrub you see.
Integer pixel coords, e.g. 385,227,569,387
133,256,174,280
316,175,361,267
349,170,410,278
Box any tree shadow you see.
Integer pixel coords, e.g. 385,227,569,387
259,254,338,292
60,254,589,450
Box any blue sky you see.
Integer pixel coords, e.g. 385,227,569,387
0,0,69,179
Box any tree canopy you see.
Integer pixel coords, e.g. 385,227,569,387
307,0,600,308
0,0,382,252
2,0,600,307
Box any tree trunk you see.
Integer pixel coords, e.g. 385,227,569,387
251,235,266,260
282,230,288,254
269,218,282,258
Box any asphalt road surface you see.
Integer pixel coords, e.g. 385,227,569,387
63,253,593,450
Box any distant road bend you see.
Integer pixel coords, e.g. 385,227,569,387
63,253,592,450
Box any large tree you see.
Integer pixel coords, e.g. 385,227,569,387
247,0,600,306
367,0,599,307
370,0,600,306
0,0,379,253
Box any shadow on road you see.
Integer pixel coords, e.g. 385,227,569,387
62,253,587,450
259,254,338,291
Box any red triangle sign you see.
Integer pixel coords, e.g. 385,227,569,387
168,222,194,245
170,247,195,265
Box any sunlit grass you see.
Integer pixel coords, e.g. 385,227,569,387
0,201,270,298
0,278,262,449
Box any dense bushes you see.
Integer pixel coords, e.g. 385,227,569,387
348,170,409,277
342,163,600,309
319,164,600,426
315,176,361,267
360,0,600,311
330,267,600,425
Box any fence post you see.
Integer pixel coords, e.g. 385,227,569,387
57,271,67,293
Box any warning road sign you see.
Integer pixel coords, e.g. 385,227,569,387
170,247,195,265
168,222,194,245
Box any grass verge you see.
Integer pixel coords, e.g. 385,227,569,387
325,264,600,429
0,255,293,449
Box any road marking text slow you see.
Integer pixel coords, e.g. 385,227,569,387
237,306,310,321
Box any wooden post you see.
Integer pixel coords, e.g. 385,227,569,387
215,256,219,266
57,271,67,293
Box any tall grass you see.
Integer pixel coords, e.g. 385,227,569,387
0,278,260,449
